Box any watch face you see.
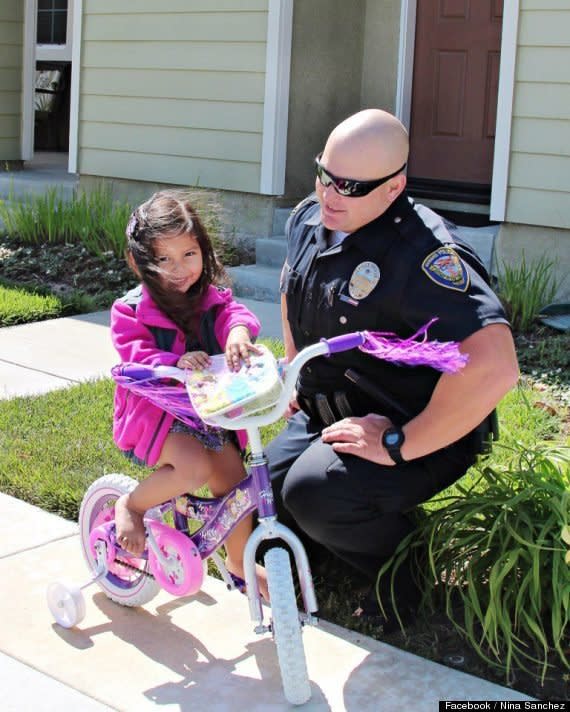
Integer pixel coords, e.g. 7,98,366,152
385,431,401,446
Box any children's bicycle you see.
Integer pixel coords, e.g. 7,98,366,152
46,323,466,706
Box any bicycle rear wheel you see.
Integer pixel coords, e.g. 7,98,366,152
79,473,161,606
265,547,311,705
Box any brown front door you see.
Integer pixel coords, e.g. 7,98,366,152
408,0,503,186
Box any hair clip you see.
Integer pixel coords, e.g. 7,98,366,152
125,212,140,241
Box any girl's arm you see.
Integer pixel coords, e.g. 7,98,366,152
213,290,261,348
111,300,180,367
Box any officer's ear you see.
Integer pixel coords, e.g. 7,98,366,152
386,173,406,204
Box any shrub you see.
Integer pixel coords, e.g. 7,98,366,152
379,442,570,683
496,252,559,333
0,185,132,257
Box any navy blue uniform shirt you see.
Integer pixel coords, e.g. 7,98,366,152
280,191,509,426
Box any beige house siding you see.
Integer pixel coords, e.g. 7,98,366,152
78,0,269,193
506,1,570,230
0,0,23,161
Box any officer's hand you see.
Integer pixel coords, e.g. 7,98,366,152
284,389,300,419
321,414,396,465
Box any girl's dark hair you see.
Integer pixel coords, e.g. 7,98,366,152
125,190,227,336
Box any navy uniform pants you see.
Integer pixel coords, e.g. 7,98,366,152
266,411,477,583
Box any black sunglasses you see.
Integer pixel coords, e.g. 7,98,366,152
315,153,406,197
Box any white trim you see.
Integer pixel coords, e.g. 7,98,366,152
259,0,293,195
21,0,37,161
68,0,82,173
394,0,417,130
490,0,520,222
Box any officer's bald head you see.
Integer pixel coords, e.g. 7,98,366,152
324,109,409,180
316,109,408,233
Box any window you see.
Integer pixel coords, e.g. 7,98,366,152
37,0,68,46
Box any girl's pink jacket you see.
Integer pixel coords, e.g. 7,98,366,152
111,283,261,466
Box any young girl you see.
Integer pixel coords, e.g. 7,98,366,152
111,190,267,598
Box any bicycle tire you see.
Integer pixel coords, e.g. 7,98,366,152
79,473,161,607
265,547,311,705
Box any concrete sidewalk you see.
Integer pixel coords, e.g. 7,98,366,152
0,304,533,710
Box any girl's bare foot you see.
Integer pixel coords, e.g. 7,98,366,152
114,494,146,557
226,557,270,602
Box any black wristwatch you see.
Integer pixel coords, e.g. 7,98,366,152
382,426,406,464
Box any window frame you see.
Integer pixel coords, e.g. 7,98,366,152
36,0,74,62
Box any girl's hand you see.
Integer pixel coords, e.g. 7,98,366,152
177,351,211,370
225,325,262,371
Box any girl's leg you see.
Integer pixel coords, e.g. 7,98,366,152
115,433,213,556
209,443,269,601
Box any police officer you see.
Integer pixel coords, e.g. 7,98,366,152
266,109,519,621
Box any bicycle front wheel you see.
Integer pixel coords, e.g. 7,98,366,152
265,547,311,705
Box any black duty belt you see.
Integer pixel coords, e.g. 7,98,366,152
297,368,499,455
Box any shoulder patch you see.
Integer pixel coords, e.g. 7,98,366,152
421,247,469,292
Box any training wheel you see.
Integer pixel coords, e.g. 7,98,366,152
46,581,86,628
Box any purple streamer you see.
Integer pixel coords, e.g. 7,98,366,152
359,318,468,373
111,365,210,431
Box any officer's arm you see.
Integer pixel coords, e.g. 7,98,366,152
400,323,519,461
281,293,298,363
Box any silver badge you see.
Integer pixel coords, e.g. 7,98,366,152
348,261,380,300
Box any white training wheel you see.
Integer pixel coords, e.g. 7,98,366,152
46,581,86,628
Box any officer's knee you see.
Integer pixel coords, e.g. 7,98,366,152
281,473,320,524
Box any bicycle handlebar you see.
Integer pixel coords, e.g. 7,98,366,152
113,326,466,431
113,335,363,431
322,332,365,354
118,364,185,383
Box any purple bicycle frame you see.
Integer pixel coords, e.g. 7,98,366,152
170,460,275,560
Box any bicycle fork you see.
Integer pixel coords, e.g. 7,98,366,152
242,448,319,632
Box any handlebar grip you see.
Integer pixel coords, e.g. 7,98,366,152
119,365,156,380
322,332,365,355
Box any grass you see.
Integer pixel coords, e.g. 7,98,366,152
0,277,103,327
0,281,63,326
0,379,145,517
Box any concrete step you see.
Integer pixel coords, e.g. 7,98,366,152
228,263,281,303
255,236,287,268
454,224,499,275
272,206,293,236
